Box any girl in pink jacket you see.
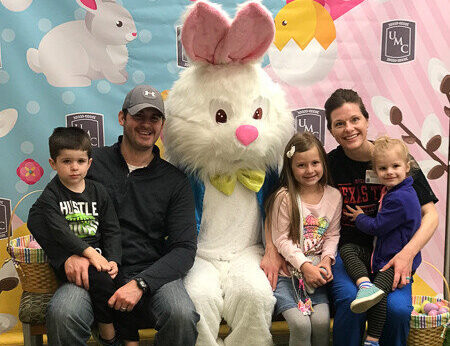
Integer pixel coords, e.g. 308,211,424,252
266,132,342,346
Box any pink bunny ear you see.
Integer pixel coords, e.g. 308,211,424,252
214,2,275,64
76,0,98,12
181,1,230,64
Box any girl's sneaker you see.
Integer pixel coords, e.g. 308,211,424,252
350,285,384,313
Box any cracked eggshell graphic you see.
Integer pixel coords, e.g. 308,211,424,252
268,0,337,87
0,108,18,138
16,159,44,185
0,0,32,12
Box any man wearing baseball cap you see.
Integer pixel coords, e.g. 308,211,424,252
40,85,199,345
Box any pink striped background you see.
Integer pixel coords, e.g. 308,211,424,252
265,0,450,293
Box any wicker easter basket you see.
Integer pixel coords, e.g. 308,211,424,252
6,190,59,294
407,261,450,346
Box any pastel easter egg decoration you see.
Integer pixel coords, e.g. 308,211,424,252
16,159,44,185
28,240,41,249
0,108,18,137
438,307,449,315
268,0,337,86
413,304,422,313
423,303,439,314
411,310,419,316
420,299,431,312
436,301,447,309
428,310,439,316
0,0,32,12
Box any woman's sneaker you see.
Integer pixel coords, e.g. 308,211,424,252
350,286,384,313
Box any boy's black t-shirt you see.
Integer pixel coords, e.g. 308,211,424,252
327,146,438,249
28,176,121,273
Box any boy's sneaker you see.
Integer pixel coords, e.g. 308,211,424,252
91,327,123,346
350,286,384,313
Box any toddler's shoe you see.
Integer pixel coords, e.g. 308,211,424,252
364,340,379,346
350,286,384,313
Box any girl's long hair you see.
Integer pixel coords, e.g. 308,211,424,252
265,132,330,244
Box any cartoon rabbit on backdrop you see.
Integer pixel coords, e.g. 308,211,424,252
26,0,136,87
164,1,293,345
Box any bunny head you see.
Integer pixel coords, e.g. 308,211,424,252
77,0,137,45
165,1,293,180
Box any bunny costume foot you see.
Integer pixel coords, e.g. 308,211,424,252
185,247,275,346
165,1,294,344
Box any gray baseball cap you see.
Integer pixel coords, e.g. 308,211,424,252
122,85,165,118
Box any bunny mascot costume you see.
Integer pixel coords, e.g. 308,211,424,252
164,1,293,345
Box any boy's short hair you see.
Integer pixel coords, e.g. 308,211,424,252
49,127,92,160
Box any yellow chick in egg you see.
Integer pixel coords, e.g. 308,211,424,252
268,0,337,86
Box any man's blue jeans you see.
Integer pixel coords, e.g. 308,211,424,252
330,254,413,346
46,279,199,346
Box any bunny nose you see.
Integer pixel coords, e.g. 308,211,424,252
236,125,258,146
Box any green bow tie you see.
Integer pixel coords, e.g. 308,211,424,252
209,169,266,196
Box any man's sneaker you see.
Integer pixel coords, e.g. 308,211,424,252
350,286,384,313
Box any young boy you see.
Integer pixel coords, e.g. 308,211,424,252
28,127,124,345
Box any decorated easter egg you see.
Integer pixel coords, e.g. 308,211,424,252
0,0,33,12
413,304,422,313
411,310,419,316
0,108,18,138
438,308,449,314
420,300,431,313
424,303,439,314
428,310,439,316
436,301,447,309
28,240,41,249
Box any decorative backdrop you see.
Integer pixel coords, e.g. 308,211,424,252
0,0,449,338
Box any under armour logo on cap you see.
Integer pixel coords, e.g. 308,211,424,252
143,90,156,99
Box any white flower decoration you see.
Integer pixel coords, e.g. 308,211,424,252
286,145,296,158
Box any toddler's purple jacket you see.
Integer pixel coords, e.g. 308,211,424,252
355,176,422,272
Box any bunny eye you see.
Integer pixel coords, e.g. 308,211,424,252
116,21,123,28
251,97,269,121
253,107,263,120
215,109,227,123
210,99,233,124
282,20,287,26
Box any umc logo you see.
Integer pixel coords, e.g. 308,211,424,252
381,20,415,63
66,113,105,148
292,108,325,144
